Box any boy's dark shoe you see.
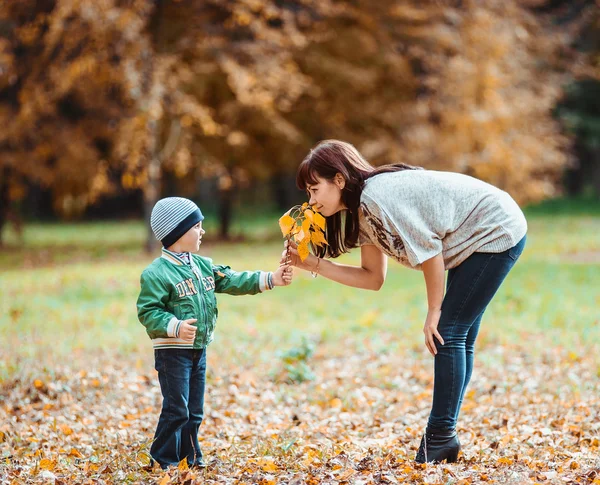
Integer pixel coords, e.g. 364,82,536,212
415,427,461,464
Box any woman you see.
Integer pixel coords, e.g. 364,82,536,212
283,140,527,463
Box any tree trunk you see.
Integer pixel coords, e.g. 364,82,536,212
0,167,9,248
271,171,290,212
142,63,163,252
144,135,161,253
219,186,233,240
592,146,600,198
143,0,166,253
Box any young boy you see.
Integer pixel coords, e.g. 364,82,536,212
137,197,292,469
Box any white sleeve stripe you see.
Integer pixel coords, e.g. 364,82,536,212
167,317,179,337
258,271,268,292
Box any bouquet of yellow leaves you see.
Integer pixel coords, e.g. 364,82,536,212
279,202,327,262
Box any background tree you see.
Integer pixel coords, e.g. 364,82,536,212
286,1,419,164
149,0,318,238
1,0,596,246
177,0,420,237
0,0,223,248
0,0,152,245
551,0,600,197
393,0,573,203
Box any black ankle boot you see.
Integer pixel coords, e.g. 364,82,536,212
415,428,461,463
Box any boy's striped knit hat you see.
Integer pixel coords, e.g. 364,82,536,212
150,197,204,248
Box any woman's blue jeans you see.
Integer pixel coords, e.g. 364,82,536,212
151,348,207,469
427,236,526,431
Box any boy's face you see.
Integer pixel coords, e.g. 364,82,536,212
179,222,205,252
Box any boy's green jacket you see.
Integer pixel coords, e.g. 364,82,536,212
137,248,271,349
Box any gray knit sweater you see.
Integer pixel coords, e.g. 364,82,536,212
358,170,527,270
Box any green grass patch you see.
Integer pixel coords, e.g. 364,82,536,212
524,195,600,216
0,211,286,269
1,213,599,382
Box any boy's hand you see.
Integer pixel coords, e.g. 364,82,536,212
272,264,293,287
179,318,197,342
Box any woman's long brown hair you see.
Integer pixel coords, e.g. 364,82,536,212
296,140,422,258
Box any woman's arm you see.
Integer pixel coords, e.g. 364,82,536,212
421,252,446,355
284,242,387,291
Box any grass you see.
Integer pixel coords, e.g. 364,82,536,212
523,194,600,216
0,212,282,269
1,207,599,382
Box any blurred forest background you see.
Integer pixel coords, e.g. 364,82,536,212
1,0,600,248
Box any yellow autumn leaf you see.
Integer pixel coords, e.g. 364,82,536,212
302,218,311,234
294,228,306,243
304,209,314,222
313,212,326,230
278,214,295,237
178,457,189,471
497,457,514,465
298,239,310,262
301,202,308,209
159,473,171,485
302,449,320,467
34,379,44,389
60,424,73,436
260,459,278,473
310,230,328,247
39,458,55,470
69,448,82,458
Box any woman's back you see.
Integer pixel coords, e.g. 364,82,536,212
359,170,527,269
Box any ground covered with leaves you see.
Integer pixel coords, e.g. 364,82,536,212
2,341,599,484
1,215,599,484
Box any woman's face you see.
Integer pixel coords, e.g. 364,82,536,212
306,174,346,217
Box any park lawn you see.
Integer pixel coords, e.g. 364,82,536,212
0,213,599,484
0,210,280,269
1,214,598,375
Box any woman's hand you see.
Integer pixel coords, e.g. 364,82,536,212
280,240,317,272
421,253,445,356
423,309,444,356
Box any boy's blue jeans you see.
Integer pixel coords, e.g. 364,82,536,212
428,236,526,431
151,348,207,469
